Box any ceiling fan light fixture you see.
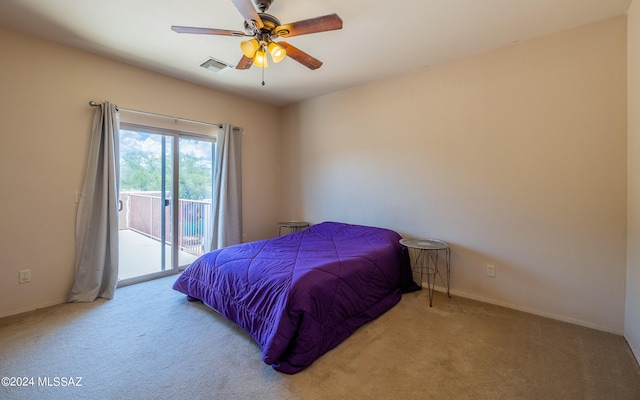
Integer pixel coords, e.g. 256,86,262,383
252,49,269,68
240,39,260,58
172,1,343,75
268,42,286,63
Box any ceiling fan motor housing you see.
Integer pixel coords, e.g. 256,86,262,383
244,13,281,36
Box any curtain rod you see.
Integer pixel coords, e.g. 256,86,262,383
89,101,222,128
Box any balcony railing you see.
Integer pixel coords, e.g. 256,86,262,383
119,192,211,257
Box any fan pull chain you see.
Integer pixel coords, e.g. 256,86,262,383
261,45,266,86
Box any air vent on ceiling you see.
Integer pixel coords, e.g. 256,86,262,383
199,57,233,72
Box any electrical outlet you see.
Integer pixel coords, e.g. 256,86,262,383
19,269,31,284
486,264,496,278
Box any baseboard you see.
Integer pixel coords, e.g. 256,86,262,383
0,297,68,320
624,332,640,366
423,284,623,335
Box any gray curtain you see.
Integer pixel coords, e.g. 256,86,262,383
210,124,243,250
69,102,120,302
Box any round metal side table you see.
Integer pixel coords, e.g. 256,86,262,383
278,221,310,236
399,238,451,307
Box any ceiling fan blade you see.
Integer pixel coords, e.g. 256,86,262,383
230,0,264,30
171,26,248,36
276,13,343,38
236,55,254,70
278,41,323,70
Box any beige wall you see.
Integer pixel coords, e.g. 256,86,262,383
0,13,634,339
626,0,640,360
0,28,281,318
281,17,628,333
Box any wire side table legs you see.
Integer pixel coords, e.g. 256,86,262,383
414,248,451,307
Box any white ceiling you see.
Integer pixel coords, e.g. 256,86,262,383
0,0,633,106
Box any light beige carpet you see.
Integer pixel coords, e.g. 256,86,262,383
1,275,639,400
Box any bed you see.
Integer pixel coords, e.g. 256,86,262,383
172,221,419,374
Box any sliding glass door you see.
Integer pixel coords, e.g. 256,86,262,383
177,135,215,263
118,126,214,284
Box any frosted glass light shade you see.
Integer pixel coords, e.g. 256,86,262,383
268,42,286,63
240,39,259,58
252,50,269,67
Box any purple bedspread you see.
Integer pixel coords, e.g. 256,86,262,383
172,221,418,374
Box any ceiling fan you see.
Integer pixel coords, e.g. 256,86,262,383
171,0,343,76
